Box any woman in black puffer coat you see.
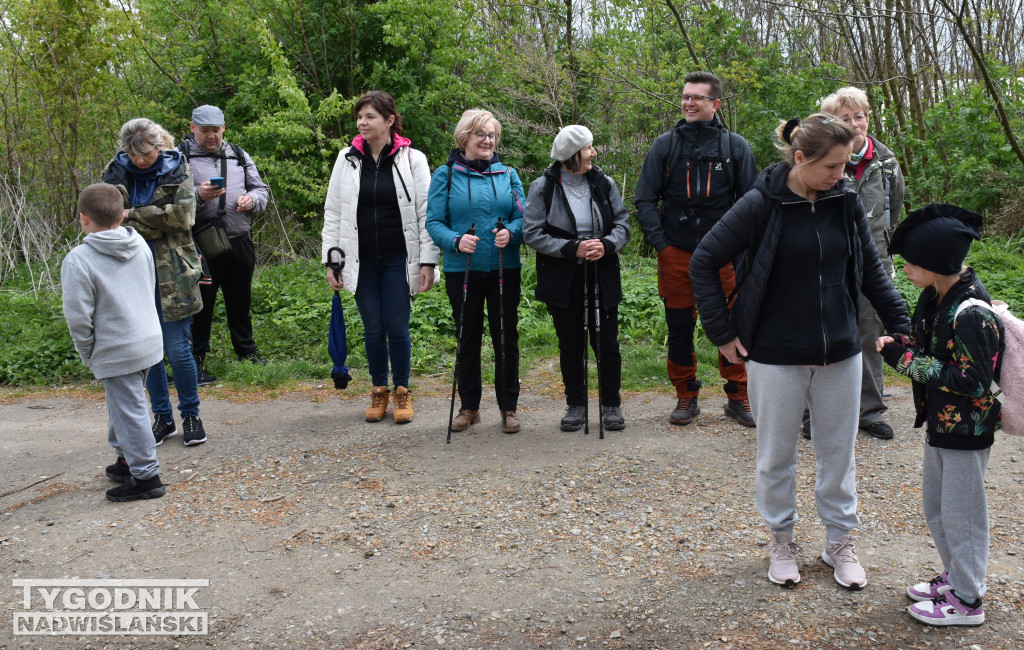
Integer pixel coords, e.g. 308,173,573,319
690,113,909,590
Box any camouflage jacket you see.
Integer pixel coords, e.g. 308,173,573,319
101,153,203,322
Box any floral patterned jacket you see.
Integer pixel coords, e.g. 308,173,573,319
880,268,1003,450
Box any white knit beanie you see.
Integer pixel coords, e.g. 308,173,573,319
550,125,594,162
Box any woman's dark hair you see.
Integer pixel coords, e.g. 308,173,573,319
353,90,402,136
564,149,585,173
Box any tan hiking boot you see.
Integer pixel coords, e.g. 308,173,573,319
451,409,480,431
501,410,520,434
393,386,413,423
365,386,390,422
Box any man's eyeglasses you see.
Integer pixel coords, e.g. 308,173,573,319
681,94,717,102
840,112,868,124
474,131,497,141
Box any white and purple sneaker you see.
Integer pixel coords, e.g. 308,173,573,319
907,572,952,602
908,590,985,626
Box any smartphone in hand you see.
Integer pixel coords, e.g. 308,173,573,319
210,176,225,189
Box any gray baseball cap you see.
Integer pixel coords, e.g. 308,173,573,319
191,105,225,126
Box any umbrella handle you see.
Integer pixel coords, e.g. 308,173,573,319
327,246,345,282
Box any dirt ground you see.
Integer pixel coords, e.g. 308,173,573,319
2,378,1024,649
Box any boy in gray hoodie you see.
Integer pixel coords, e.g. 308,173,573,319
61,183,167,501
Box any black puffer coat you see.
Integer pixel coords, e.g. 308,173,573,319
690,161,910,365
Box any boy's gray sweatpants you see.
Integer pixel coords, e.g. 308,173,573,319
748,355,861,541
923,444,990,600
103,370,159,480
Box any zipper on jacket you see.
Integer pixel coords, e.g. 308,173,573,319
813,212,830,363
371,151,381,259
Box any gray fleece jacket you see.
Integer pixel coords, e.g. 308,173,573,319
61,226,164,379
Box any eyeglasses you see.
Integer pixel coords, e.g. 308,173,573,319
474,131,497,141
840,112,868,124
681,94,717,102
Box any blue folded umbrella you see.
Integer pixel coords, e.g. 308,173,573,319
326,247,352,390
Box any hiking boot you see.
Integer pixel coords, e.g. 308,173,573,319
908,590,984,626
822,535,867,589
182,414,207,446
670,397,699,425
861,421,894,440
194,354,218,387
393,386,413,423
105,456,131,483
105,475,166,502
152,416,177,446
501,410,520,434
238,351,267,365
560,405,586,432
451,409,480,432
768,531,801,586
602,406,625,431
365,386,390,422
908,572,953,602
724,399,755,427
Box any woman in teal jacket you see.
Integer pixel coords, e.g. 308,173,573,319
426,109,525,433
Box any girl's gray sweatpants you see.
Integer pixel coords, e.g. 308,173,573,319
103,369,159,480
923,444,990,600
748,355,861,541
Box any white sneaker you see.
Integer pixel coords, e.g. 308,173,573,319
768,531,801,586
822,534,867,589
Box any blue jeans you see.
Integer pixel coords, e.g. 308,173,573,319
147,288,200,421
354,255,411,388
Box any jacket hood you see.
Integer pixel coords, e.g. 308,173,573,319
350,134,412,158
674,114,726,133
755,160,847,202
869,135,897,163
83,226,148,262
114,149,183,177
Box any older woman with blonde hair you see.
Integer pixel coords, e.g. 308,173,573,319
426,109,525,433
101,117,207,446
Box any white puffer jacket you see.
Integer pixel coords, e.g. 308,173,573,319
320,135,440,295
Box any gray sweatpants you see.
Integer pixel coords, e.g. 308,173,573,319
748,355,862,541
858,294,887,426
103,370,159,480
923,444,990,600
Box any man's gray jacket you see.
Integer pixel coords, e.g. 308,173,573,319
179,135,270,237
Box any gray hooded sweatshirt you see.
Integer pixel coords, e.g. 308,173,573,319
61,226,164,379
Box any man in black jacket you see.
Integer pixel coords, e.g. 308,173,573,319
634,71,759,427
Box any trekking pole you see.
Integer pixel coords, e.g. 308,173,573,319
582,256,590,436
591,253,604,440
447,224,476,444
496,218,507,430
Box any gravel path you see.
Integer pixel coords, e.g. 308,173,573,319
1,381,1023,648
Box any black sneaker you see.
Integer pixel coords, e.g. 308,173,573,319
152,416,177,446
801,420,812,440
194,353,218,387
238,351,267,365
724,399,756,428
106,475,166,502
560,405,586,432
182,414,207,446
602,406,625,431
105,456,131,482
861,421,894,440
670,397,700,425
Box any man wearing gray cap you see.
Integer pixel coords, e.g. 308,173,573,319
180,105,270,383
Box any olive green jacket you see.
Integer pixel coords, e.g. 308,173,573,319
101,154,203,322
846,136,904,277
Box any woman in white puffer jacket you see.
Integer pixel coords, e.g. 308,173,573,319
321,91,439,425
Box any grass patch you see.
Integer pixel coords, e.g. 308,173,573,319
3,235,1020,391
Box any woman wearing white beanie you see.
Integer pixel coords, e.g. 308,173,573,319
523,126,631,432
